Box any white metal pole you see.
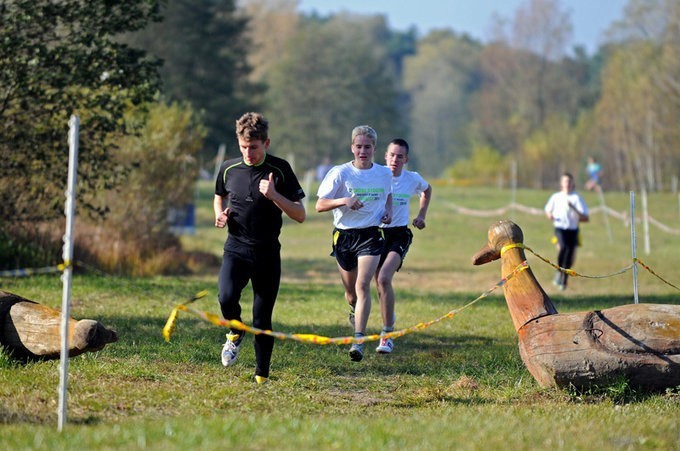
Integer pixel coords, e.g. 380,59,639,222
629,191,639,304
288,153,296,174
213,143,226,181
302,169,313,214
58,115,79,431
641,188,650,255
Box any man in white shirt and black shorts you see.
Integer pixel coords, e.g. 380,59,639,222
375,138,432,354
316,125,393,362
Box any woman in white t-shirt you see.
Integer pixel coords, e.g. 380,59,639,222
316,125,392,362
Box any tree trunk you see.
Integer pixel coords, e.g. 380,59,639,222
0,291,117,361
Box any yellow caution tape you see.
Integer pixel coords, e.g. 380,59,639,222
0,263,66,277
635,258,680,291
162,308,180,342
501,242,680,292
162,262,529,345
500,243,524,255
0,260,108,278
507,242,635,279
161,290,209,342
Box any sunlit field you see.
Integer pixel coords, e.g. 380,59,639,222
1,182,679,449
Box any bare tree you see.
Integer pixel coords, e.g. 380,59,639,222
240,0,299,83
476,0,579,187
595,0,680,192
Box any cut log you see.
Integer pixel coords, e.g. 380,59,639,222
0,290,118,361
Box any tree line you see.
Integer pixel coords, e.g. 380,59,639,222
127,0,680,191
1,0,678,272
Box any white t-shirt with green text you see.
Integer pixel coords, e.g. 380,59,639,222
317,161,392,230
381,170,429,228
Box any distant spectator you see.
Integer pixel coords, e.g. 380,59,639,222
584,156,602,191
316,157,333,182
545,173,589,291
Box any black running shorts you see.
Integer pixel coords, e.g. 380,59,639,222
331,227,384,271
379,226,413,270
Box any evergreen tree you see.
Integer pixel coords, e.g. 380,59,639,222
124,0,261,158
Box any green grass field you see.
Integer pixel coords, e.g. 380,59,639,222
1,182,679,449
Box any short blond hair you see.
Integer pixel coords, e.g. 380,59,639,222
351,125,377,147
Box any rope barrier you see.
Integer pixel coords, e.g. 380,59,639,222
0,265,64,277
520,244,635,279
162,261,530,344
444,201,680,234
0,260,107,278
157,244,676,347
162,290,209,341
635,258,680,291
504,242,680,292
5,240,678,349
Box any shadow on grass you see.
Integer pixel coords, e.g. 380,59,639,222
0,407,46,425
78,311,516,380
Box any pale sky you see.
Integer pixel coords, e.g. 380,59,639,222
297,0,628,54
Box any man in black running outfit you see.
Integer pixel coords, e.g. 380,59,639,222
214,112,305,384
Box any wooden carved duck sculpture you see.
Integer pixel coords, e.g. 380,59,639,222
0,290,118,361
472,220,680,390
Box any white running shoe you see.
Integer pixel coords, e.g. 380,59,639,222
376,336,394,354
221,333,241,366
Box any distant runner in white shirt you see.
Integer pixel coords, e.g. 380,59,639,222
316,125,392,362
374,138,432,354
544,172,589,290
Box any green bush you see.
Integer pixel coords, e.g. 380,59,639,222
444,144,507,185
76,101,207,275
1,101,207,276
